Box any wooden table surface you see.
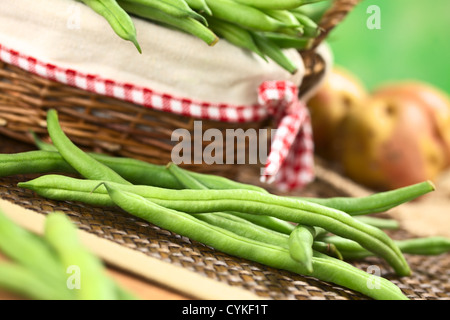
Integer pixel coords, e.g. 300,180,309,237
0,252,189,300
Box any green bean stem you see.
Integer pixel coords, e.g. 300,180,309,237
18,175,411,276
101,183,408,300
80,0,141,52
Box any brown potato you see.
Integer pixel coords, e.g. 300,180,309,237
335,85,450,190
307,67,368,160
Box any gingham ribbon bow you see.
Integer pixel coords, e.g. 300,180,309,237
258,81,315,191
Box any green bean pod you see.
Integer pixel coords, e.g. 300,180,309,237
207,17,266,60
0,263,74,300
290,10,320,37
312,241,343,260
46,109,131,185
355,216,400,230
44,213,117,300
0,209,67,287
231,0,310,10
185,0,212,15
288,225,315,272
294,181,436,216
324,235,450,260
261,32,312,50
118,1,218,46
121,0,193,18
252,32,298,74
18,175,411,276
204,0,290,32
262,9,302,28
101,183,408,300
167,163,295,234
80,0,141,52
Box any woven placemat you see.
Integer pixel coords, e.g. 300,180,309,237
0,136,449,300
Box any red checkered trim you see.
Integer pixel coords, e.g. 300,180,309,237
0,44,314,190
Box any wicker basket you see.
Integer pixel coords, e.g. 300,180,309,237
0,0,360,181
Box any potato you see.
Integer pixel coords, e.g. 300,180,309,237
335,84,450,190
306,67,368,160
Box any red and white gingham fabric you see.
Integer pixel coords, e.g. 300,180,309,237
0,44,314,191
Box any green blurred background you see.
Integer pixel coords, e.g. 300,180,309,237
326,0,450,94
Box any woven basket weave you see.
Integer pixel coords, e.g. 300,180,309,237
0,0,360,181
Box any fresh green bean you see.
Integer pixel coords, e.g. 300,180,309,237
44,213,117,300
231,0,310,10
0,263,74,300
261,32,312,49
118,1,218,46
207,17,266,60
204,0,290,32
294,181,435,216
355,216,400,230
120,0,192,19
185,0,212,15
0,209,67,287
121,0,208,25
80,0,141,53
290,10,320,37
288,225,315,272
289,0,332,23
18,175,411,276
263,9,302,29
252,32,298,74
324,235,450,260
46,109,131,185
167,162,295,234
101,183,408,300
312,241,343,260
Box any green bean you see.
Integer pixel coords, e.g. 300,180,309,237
18,175,411,276
289,0,333,23
118,1,218,46
185,0,212,15
204,0,290,32
294,181,435,216
207,17,266,60
290,10,320,37
0,209,67,287
263,9,302,29
261,32,312,49
101,183,408,300
324,235,450,260
80,0,141,53
46,109,131,185
288,225,315,272
252,32,298,74
312,241,343,260
44,213,117,300
120,0,192,19
355,216,400,230
121,0,208,25
167,162,295,234
231,0,310,10
0,263,74,300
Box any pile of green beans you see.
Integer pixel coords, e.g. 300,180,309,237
77,0,332,73
2,109,450,300
0,208,136,300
